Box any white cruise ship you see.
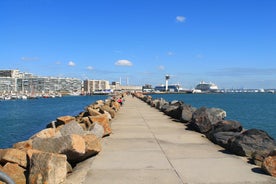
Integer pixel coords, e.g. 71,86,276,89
194,81,219,93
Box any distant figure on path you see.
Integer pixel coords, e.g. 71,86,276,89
117,97,123,106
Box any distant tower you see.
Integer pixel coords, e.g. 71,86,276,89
126,77,129,86
165,75,170,91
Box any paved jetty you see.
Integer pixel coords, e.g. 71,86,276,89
66,95,276,184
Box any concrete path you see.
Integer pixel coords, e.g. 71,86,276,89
66,95,276,184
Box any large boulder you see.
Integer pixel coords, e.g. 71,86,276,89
59,121,85,136
29,152,67,184
262,155,276,177
56,115,76,124
228,129,276,158
181,104,196,123
0,163,26,184
0,148,27,168
79,116,93,130
156,98,168,110
30,128,61,139
207,120,243,143
88,122,105,138
46,115,76,128
32,134,86,163
150,99,160,108
210,131,241,148
111,101,120,111
80,134,102,161
89,114,112,136
87,107,102,116
13,139,33,151
210,120,242,133
163,101,184,120
160,103,170,112
190,107,226,133
100,105,116,118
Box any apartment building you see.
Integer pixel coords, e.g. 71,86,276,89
83,79,111,94
0,70,82,95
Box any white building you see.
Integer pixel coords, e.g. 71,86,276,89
83,80,111,94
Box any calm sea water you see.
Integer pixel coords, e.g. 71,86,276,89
0,95,108,148
1,93,276,148
151,93,276,140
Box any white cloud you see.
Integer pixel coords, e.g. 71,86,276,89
21,56,39,61
87,66,94,70
68,61,76,67
158,65,165,70
115,59,133,66
176,16,186,23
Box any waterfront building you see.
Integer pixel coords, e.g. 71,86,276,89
0,69,82,95
83,79,111,94
154,84,180,92
142,84,154,92
0,69,21,78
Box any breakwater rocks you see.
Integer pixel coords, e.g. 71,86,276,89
135,93,276,178
0,96,122,184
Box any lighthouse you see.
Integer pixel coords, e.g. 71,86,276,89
165,75,170,92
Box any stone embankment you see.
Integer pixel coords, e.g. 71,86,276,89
0,94,123,184
135,92,276,178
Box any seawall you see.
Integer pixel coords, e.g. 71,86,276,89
66,93,276,184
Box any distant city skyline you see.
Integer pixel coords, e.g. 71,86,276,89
1,0,276,89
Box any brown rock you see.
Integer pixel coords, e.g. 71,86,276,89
0,148,27,168
87,107,102,116
100,105,116,118
262,155,276,177
13,139,33,151
95,100,104,105
112,101,121,111
26,149,42,160
79,123,87,131
30,128,61,139
81,134,102,159
80,117,92,130
29,152,67,184
59,121,84,136
32,134,86,163
57,115,76,124
0,163,26,184
89,114,112,136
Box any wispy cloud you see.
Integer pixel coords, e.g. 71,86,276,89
176,16,186,23
115,59,133,66
158,65,165,70
167,51,174,56
87,66,94,70
21,57,39,61
68,61,76,67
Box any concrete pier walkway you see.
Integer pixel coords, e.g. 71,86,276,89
66,95,276,184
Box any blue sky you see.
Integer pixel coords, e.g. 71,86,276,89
1,0,276,89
